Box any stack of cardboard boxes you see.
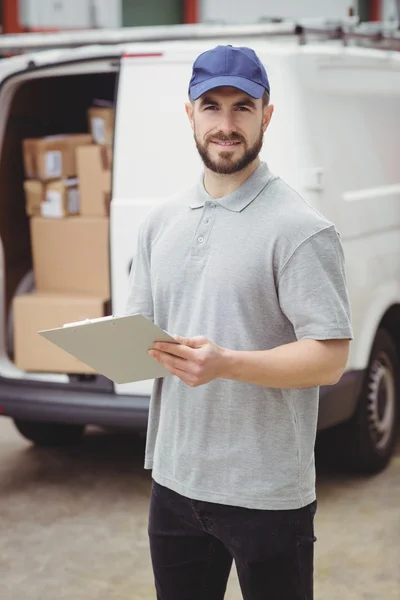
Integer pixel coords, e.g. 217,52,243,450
14,105,115,374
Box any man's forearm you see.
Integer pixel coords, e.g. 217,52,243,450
221,339,348,389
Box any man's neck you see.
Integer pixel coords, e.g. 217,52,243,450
203,158,261,199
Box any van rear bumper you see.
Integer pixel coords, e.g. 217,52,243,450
0,379,149,430
0,369,363,432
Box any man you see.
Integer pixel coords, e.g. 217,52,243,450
126,45,353,600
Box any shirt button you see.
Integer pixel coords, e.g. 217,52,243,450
210,203,216,209
197,236,204,243
205,219,210,224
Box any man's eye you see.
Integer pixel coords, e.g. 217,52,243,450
236,106,250,112
204,105,218,111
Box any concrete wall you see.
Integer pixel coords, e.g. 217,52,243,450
382,0,399,20
19,0,122,29
200,0,358,24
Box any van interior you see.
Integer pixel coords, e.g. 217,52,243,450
0,68,118,362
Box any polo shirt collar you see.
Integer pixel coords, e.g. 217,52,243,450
189,162,274,213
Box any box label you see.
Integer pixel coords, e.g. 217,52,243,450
67,188,80,214
45,151,62,178
42,190,63,218
92,117,106,144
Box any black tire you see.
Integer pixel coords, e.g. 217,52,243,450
13,420,85,447
318,328,399,474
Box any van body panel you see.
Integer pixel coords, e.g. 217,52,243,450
113,41,400,381
296,49,400,370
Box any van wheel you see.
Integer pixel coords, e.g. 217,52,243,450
320,329,399,474
13,420,85,447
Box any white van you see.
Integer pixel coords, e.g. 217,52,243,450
0,22,399,474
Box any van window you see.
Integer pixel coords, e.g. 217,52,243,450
114,60,202,200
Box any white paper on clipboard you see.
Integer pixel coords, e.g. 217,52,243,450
38,314,178,384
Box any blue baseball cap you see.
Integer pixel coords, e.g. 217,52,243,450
189,45,270,101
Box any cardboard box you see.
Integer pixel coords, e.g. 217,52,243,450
88,106,114,145
23,180,42,217
30,216,110,297
13,292,108,373
23,134,93,181
24,178,79,218
76,145,112,217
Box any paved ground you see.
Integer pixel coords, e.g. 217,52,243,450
0,418,398,600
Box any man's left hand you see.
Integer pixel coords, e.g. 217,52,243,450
148,335,228,387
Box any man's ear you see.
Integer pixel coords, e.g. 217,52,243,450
262,104,274,133
185,102,195,131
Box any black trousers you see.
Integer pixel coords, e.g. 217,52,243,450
148,480,317,600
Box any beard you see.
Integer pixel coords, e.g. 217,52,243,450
194,127,264,175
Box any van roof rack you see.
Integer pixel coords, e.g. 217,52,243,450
0,19,399,56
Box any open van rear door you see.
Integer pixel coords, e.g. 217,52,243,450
110,46,205,397
0,45,122,379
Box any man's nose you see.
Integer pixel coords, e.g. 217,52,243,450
218,112,236,135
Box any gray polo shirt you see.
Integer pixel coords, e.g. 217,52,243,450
125,162,353,510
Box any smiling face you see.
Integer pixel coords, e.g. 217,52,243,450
186,86,274,175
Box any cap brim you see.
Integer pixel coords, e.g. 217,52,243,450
190,76,266,101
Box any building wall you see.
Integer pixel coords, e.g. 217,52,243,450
122,0,183,26
199,0,358,24
382,0,399,20
19,0,121,29
11,1,395,32
18,0,183,29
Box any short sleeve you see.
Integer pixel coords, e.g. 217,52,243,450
125,220,154,321
277,226,353,341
